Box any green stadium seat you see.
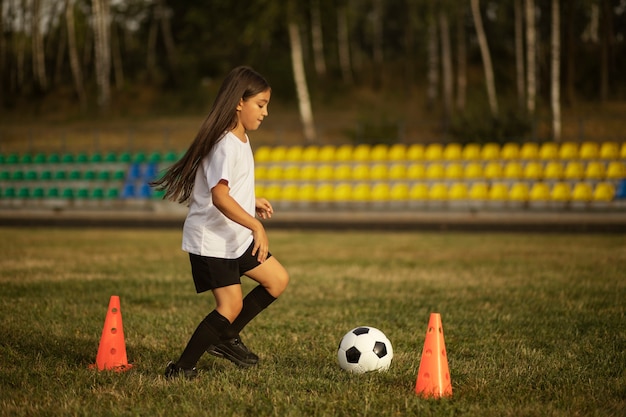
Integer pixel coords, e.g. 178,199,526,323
11,171,24,181
75,153,89,163
40,170,52,181
163,151,179,163
132,152,146,163
0,170,9,181
47,187,59,198
25,170,38,181
47,153,61,163
148,151,162,163
33,153,47,164
90,152,103,163
17,187,30,198
76,188,90,199
97,170,111,181
118,152,132,163
62,188,74,199
112,170,126,181
6,154,19,164
84,170,97,180
104,152,118,162
106,188,120,199
32,187,45,198
20,153,33,164
3,186,16,197
92,188,105,199
61,153,74,163
68,170,81,180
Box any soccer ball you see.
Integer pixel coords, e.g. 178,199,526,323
337,326,393,373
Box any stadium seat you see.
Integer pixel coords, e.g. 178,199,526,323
11,170,24,181
315,165,334,181
483,162,503,180
299,165,317,181
25,170,37,181
269,146,288,162
254,146,272,163
370,144,389,161
370,164,389,181
407,163,426,180
509,182,530,202
579,142,599,159
318,145,336,162
523,161,543,180
461,143,481,160
40,170,52,181
444,163,464,180
104,152,118,163
32,187,44,198
6,153,19,164
448,182,468,200
46,187,59,198
425,163,445,180
606,161,625,180
83,170,97,180
389,183,409,201
621,143,626,159
107,188,120,199
283,165,300,181
17,187,30,198
351,164,370,181
263,184,281,201
424,143,443,161
616,180,626,200
409,183,429,200
543,161,564,181
463,162,483,180
539,142,559,160
352,144,371,162
333,183,352,202
584,161,606,180
333,164,352,181
90,152,103,163
76,188,90,199
428,183,448,200
593,182,615,202
406,144,425,161
118,152,132,163
255,166,268,181
388,144,407,161
558,142,579,160
599,142,619,160
370,183,390,201
488,183,509,201
443,143,462,160
480,143,500,160
351,183,371,202
334,145,353,162
503,162,524,180
468,182,489,200
19,153,33,164
92,188,105,199
62,188,74,199
501,142,520,160
279,184,299,202
33,153,46,164
54,170,67,181
76,153,89,163
132,152,146,164
284,146,303,162
388,163,407,180
529,182,551,202
519,142,540,160
564,161,585,180
550,182,571,202
571,183,592,202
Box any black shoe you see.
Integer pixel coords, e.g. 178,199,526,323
207,338,259,367
164,361,197,380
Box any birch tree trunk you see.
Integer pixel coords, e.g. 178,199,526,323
455,4,467,111
310,0,326,78
551,0,561,141
337,5,353,85
32,0,47,91
66,0,86,108
514,0,525,108
92,0,111,110
525,0,536,115
439,9,453,118
470,0,498,117
288,22,317,143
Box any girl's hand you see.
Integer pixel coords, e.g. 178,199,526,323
255,197,274,219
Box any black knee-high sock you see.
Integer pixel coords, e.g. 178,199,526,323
223,285,277,339
177,310,230,369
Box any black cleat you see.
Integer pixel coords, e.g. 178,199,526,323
164,361,197,380
207,338,259,367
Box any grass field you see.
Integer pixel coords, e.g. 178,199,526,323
0,228,625,416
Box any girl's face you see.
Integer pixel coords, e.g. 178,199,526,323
237,89,271,132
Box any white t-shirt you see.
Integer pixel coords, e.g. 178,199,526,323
182,131,255,258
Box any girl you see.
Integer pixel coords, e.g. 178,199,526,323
152,66,289,379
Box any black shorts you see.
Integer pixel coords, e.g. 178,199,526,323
189,240,272,293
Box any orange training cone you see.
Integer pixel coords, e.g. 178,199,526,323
415,313,452,398
91,295,132,371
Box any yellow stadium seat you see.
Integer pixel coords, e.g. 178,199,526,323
564,161,585,180
483,162,503,180
443,143,462,160
424,143,443,161
409,183,429,200
333,183,352,202
501,142,520,160
584,161,606,180
333,164,352,181
388,144,407,161
370,164,389,181
593,182,615,202
371,183,390,201
469,182,489,200
255,146,272,163
558,142,579,160
600,142,619,160
283,165,300,181
299,165,317,181
352,144,371,162
334,144,353,162
297,183,316,202
255,166,268,181
571,183,592,202
406,144,425,161
464,162,484,180
621,142,626,159
529,182,551,202
351,164,370,181
503,162,524,180
389,183,409,201
407,163,426,180
520,142,540,160
301,146,319,162
543,161,564,180
539,142,559,160
285,146,303,162
444,163,464,180
316,164,334,181
269,146,288,162
352,183,371,202
255,184,265,197
428,183,448,200
425,163,445,180
280,184,299,201
481,143,501,160
389,163,407,180
606,161,625,180
264,183,282,200
550,182,571,202
509,182,530,202
316,183,334,202
579,142,599,159
489,183,509,200
370,144,389,161
448,182,468,200
523,161,543,180
462,143,481,160
266,165,284,181
318,145,336,162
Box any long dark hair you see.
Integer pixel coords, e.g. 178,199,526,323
152,66,270,204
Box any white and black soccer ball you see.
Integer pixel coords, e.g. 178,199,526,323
337,326,393,373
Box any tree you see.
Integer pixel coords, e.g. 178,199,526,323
92,0,111,110
470,0,498,117
32,0,47,91
65,0,86,109
455,3,467,111
288,20,317,143
551,0,561,140
337,3,353,85
439,6,453,119
514,0,525,108
525,0,537,115
310,0,326,78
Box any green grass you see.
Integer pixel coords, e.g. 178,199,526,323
1,228,625,416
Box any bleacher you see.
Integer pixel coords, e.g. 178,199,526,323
1,141,625,212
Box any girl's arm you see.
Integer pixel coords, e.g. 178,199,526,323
211,180,269,262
